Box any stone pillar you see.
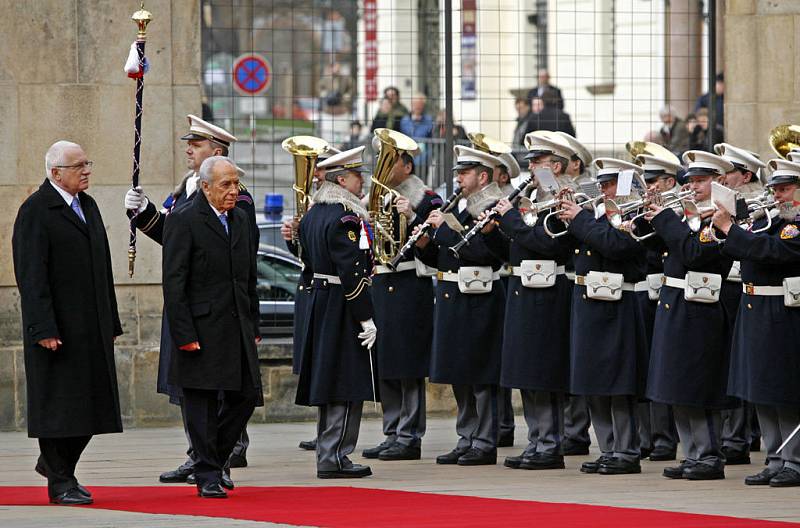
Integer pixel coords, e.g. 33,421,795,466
665,0,704,117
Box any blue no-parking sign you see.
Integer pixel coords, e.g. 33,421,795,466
233,54,271,96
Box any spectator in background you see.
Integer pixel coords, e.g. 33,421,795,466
433,110,468,141
371,97,395,132
531,89,575,136
512,97,537,149
400,93,434,176
694,72,725,127
527,69,564,110
688,108,724,152
341,121,364,150
658,105,691,155
384,86,409,129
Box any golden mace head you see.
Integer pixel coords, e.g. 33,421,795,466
132,2,153,40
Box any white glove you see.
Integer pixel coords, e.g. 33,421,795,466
358,319,377,350
124,186,149,213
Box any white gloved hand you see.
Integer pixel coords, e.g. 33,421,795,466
124,186,149,213
358,319,377,350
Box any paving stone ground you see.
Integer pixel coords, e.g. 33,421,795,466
1,416,799,527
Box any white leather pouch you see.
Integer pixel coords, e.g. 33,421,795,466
585,271,624,301
727,261,742,282
458,266,493,294
684,271,722,303
519,260,557,288
784,277,800,308
646,273,664,301
414,258,438,278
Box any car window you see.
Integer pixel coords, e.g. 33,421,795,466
257,254,301,301
259,225,283,248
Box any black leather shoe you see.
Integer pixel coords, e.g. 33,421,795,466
722,447,751,465
299,438,317,451
639,447,653,460
160,465,194,483
35,461,91,497
317,464,372,479
436,447,469,465
750,437,761,452
186,473,196,485
770,467,800,487
362,440,395,459
50,488,93,505
497,431,515,448
378,443,420,461
684,463,725,480
198,482,227,498
504,454,524,469
745,467,780,486
598,457,641,475
228,453,247,468
519,452,565,470
649,446,677,462
580,455,612,474
457,447,497,466
663,460,694,479
562,439,591,456
221,473,234,490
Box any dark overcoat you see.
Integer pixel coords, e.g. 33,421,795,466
372,187,442,380
285,238,314,376
646,210,735,409
294,195,377,406
130,176,257,402
426,206,506,385
162,191,261,393
724,217,800,406
13,179,123,438
484,207,573,392
567,209,649,397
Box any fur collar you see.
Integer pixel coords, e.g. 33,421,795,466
312,181,368,219
172,171,196,199
466,182,504,217
392,174,428,208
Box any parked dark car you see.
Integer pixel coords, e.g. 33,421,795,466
257,242,301,337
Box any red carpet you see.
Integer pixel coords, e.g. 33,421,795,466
1,486,796,527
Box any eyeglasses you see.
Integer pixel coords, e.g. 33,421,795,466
55,161,94,170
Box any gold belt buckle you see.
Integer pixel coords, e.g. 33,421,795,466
436,271,444,281
575,275,585,286
745,283,755,296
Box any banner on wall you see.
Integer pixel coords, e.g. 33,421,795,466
364,0,378,102
461,0,477,100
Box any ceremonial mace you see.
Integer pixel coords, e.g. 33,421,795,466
128,3,153,277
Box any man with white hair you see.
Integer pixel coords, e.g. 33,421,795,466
162,156,261,498
13,141,123,505
658,105,690,155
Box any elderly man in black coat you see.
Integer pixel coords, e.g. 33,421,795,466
162,156,261,498
13,140,123,505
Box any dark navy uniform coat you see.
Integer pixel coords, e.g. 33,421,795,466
372,189,442,380
295,201,377,406
567,209,648,397
646,210,735,409
285,238,313,376
424,206,506,386
724,216,800,406
483,207,573,392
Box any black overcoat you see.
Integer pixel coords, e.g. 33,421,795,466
567,209,649,397
285,238,314,376
724,217,800,406
294,198,376,406
372,188,442,380
484,207,573,392
130,178,257,402
13,179,123,438
646,210,735,409
426,206,506,386
162,191,261,393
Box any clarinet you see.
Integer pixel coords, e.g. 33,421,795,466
449,177,532,259
387,187,463,270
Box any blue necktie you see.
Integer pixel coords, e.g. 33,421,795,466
71,197,86,223
218,213,229,235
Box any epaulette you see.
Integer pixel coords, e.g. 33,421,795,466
340,213,360,225
238,182,249,192
237,194,254,205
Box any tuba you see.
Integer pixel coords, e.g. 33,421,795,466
281,135,330,221
468,132,512,155
626,140,680,166
368,128,419,266
769,124,800,159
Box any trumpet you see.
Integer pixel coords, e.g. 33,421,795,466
450,177,532,258
625,189,695,240
387,187,462,270
521,197,560,226
542,191,602,238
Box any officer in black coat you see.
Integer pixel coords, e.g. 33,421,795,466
295,146,377,479
714,157,800,487
482,134,576,470
559,158,649,476
714,142,767,465
418,146,506,466
13,141,123,505
162,156,261,498
362,150,443,461
630,154,681,463
124,115,257,481
643,150,735,481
